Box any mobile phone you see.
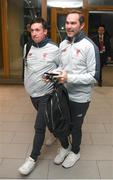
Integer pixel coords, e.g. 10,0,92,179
43,72,59,81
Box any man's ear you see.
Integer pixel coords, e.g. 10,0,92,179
44,29,48,36
80,23,85,30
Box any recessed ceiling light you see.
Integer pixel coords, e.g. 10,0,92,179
47,0,83,8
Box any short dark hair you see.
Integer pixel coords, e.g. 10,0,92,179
66,10,84,25
30,17,48,29
98,24,105,29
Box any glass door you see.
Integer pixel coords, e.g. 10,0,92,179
0,0,42,83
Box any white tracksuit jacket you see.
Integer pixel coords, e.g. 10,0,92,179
59,31,100,103
24,38,59,97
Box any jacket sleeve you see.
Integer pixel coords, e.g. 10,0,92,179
54,48,60,67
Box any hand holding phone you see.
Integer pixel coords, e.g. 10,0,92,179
43,72,59,82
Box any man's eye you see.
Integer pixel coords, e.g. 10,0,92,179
31,29,39,32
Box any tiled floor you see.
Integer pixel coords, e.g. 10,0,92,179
0,78,113,179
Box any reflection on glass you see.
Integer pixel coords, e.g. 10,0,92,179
57,14,66,43
6,0,42,80
88,11,113,37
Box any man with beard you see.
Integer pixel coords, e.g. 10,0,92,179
53,10,100,168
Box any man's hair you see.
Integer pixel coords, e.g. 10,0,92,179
98,24,105,29
30,17,48,29
66,10,84,25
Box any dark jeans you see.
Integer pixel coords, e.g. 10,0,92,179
30,94,50,161
60,100,89,154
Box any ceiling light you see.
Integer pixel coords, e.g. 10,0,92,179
47,0,83,8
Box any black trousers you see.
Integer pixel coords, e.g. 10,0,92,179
99,53,107,84
60,100,89,154
30,94,50,161
70,101,89,154
30,93,72,160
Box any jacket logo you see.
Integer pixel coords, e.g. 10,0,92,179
43,53,48,59
76,49,80,55
76,113,83,117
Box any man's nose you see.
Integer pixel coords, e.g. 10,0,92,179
67,24,72,28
